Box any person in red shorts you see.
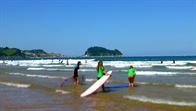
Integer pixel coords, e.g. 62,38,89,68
128,65,136,87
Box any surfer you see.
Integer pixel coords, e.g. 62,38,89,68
73,61,81,85
173,60,175,64
96,60,107,91
128,65,136,87
66,59,69,65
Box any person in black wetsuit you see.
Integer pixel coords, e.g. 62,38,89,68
73,61,81,85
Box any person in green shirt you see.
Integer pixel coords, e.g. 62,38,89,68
96,60,107,91
128,65,136,87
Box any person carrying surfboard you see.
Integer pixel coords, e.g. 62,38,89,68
73,61,81,85
96,60,107,91
128,65,136,87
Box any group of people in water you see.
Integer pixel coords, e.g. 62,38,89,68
72,60,136,91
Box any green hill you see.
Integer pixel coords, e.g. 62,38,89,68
0,47,24,57
84,46,123,56
0,47,64,58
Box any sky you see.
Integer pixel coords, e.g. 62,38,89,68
0,0,196,56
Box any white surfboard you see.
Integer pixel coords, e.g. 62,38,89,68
80,70,112,97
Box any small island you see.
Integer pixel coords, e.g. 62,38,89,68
0,47,64,58
84,46,123,57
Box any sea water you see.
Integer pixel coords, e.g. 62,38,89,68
0,56,196,111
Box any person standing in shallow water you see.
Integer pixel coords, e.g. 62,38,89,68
96,60,107,91
128,65,136,87
73,61,81,85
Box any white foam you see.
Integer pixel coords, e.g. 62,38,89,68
9,73,64,79
104,61,152,68
63,65,75,67
20,64,40,67
27,67,94,71
124,95,196,106
55,89,69,94
0,81,30,88
137,82,196,89
167,66,193,70
45,68,67,71
0,60,4,64
3,60,196,72
136,82,171,87
121,70,178,76
27,67,69,71
85,78,96,82
136,71,177,76
191,67,196,70
135,66,152,68
175,84,196,88
136,82,149,85
80,69,95,72
5,59,64,67
101,60,196,68
42,64,64,67
27,67,46,70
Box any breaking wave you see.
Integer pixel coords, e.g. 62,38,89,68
0,81,30,88
9,73,64,79
124,95,196,106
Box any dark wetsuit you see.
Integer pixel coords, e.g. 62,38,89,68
73,65,79,81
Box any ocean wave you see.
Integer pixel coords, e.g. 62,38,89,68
113,65,152,68
27,67,95,72
124,95,196,106
136,82,170,86
27,67,72,71
27,67,46,70
80,69,95,72
0,81,30,88
136,71,195,76
137,82,196,89
4,60,196,70
186,63,196,66
191,67,196,70
101,61,196,68
9,73,64,79
42,64,64,67
136,82,175,88
166,66,193,70
46,68,71,71
119,70,179,75
136,66,152,68
19,64,40,67
136,71,177,76
104,61,153,68
4,59,95,67
152,65,167,68
175,84,196,88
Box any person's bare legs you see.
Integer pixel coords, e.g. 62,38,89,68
128,76,135,87
76,76,80,85
130,83,134,87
